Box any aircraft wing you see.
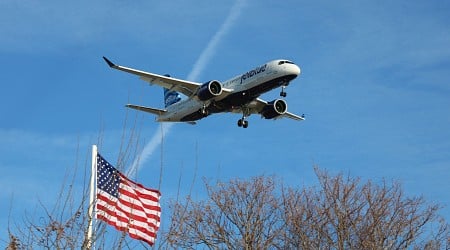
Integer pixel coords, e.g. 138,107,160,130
103,57,200,97
249,98,305,121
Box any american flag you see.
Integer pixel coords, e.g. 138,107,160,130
96,153,161,246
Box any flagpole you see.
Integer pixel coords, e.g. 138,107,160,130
87,144,97,249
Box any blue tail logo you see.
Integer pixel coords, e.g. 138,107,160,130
164,88,181,108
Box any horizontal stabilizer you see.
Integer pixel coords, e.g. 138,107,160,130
126,104,196,125
126,104,166,116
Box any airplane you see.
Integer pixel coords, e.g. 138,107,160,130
102,57,305,128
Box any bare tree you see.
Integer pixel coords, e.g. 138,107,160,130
6,133,449,250
5,112,152,249
282,167,450,250
166,176,284,249
6,156,93,249
167,168,449,249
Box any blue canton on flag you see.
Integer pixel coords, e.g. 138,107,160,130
97,155,120,198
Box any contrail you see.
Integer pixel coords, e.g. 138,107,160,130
126,123,172,177
126,0,247,177
187,0,247,81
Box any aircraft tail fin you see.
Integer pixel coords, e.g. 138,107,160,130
163,74,182,107
164,88,182,107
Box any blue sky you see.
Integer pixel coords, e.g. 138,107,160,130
1,0,450,246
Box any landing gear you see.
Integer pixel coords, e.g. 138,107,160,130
237,118,248,128
237,106,250,128
280,86,287,97
200,104,208,117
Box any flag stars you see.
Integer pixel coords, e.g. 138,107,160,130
97,154,120,198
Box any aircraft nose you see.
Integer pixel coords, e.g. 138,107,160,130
282,62,301,77
292,64,301,76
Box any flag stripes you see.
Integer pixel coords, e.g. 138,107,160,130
95,153,161,246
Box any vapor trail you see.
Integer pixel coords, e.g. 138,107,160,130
126,0,247,177
187,0,247,81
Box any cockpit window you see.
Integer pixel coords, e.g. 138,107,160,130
278,60,295,65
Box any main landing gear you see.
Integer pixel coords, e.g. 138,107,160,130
237,118,248,128
200,104,208,117
237,106,250,128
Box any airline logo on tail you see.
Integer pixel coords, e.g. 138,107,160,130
164,88,181,108
162,74,182,108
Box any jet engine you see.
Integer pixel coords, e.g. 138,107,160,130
197,80,223,101
261,99,288,119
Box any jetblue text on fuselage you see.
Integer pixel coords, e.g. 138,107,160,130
240,64,267,84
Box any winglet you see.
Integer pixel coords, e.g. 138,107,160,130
102,56,116,68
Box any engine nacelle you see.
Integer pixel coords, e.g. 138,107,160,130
261,99,288,119
197,80,223,101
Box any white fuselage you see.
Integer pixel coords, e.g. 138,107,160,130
158,59,301,122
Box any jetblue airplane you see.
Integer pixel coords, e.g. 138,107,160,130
103,57,305,128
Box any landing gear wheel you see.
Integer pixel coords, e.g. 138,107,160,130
237,119,248,128
237,119,243,127
243,120,249,128
238,105,250,128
